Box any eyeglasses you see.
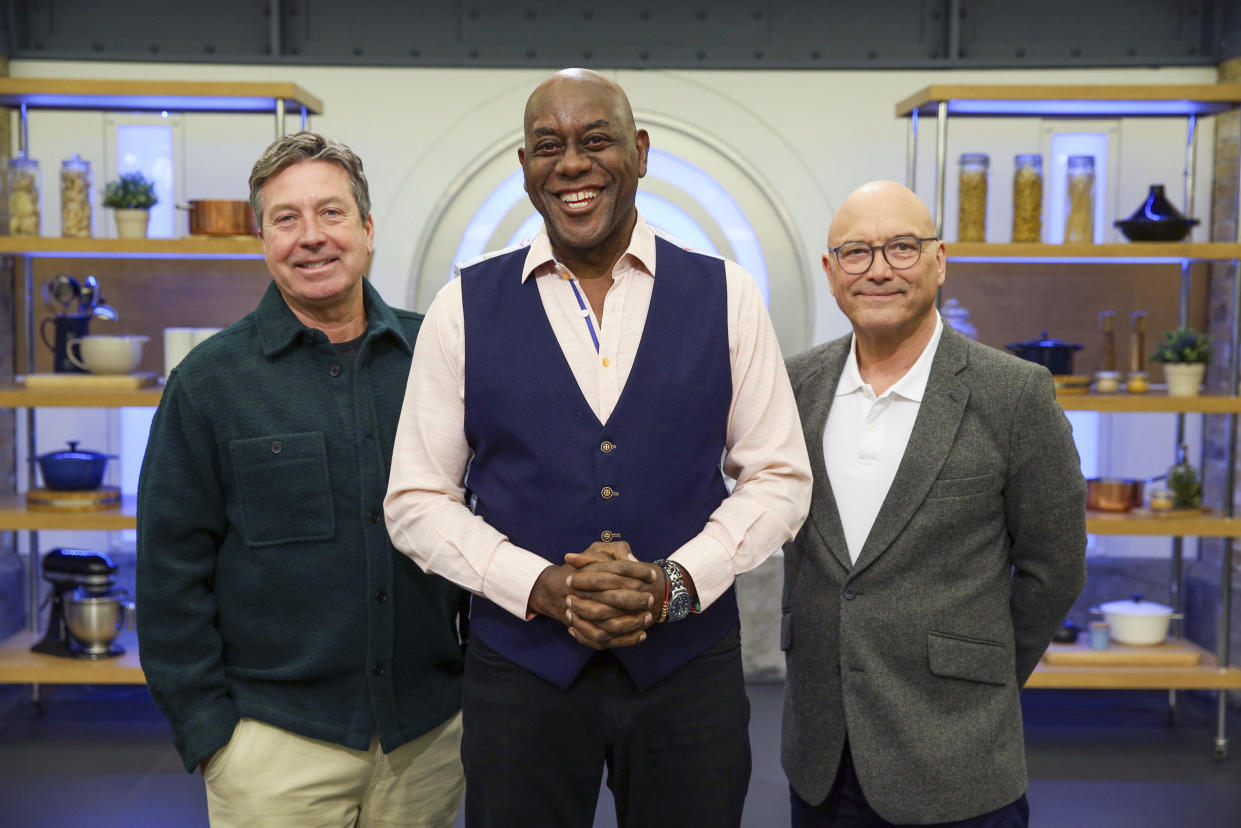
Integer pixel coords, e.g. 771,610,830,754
828,236,938,275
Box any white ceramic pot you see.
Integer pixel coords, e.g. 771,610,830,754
1163,362,1205,397
113,207,150,239
1096,596,1182,645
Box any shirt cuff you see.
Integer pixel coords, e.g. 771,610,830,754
670,533,733,610
484,541,555,620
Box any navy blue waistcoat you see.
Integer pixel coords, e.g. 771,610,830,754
460,236,739,690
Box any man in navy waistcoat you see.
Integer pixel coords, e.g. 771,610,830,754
386,69,811,828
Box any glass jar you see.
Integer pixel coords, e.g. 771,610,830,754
60,153,92,238
1011,154,1043,242
1065,155,1095,243
7,152,41,236
940,297,978,340
957,153,988,242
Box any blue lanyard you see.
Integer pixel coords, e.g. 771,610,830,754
565,273,601,354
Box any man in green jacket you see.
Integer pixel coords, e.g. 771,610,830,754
137,131,466,827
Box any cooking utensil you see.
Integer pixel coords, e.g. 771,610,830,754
1114,185,1199,242
79,274,99,313
31,440,117,491
66,334,148,374
1005,331,1083,375
1086,475,1165,512
1094,595,1181,646
181,200,258,235
64,589,134,657
49,274,79,313
91,304,118,322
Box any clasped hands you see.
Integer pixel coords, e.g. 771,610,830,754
528,541,666,651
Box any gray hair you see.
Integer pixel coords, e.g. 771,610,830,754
248,131,371,228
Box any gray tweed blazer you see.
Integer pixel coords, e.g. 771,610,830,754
780,325,1086,823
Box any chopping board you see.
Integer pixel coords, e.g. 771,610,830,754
24,372,158,389
26,486,122,512
1041,638,1201,666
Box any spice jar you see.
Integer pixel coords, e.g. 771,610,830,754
1012,154,1042,242
1065,155,1095,243
957,153,988,242
7,152,41,236
60,154,92,238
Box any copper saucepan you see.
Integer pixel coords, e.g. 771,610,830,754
181,200,258,235
1086,476,1165,512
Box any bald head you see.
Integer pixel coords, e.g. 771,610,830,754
524,68,636,135
829,181,936,248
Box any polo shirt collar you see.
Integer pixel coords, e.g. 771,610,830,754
835,312,944,402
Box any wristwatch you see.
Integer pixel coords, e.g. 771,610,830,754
654,559,693,623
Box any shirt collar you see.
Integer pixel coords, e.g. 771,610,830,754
255,278,411,357
520,213,657,282
835,312,944,401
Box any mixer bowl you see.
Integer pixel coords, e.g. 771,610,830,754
64,591,132,656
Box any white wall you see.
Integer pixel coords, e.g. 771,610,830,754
8,59,1221,562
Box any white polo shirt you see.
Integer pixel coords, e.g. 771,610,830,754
824,313,944,564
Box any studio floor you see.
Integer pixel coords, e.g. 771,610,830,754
1,683,1239,827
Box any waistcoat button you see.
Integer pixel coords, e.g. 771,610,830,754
601,486,615,499
600,530,614,541
600,441,615,453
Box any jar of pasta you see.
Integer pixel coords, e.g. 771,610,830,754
1011,154,1042,242
60,154,92,238
957,153,988,242
8,152,41,236
1065,155,1095,243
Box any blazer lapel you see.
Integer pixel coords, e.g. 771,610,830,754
800,339,854,572
851,328,971,576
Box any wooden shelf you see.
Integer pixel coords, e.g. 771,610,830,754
0,78,322,115
0,383,163,408
946,242,1241,261
1085,510,1241,537
0,495,137,531
1029,639,1241,690
0,236,263,258
896,84,1241,118
1056,392,1241,414
0,630,144,685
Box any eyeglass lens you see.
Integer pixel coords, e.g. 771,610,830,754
836,236,926,274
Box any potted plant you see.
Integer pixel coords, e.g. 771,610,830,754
102,172,158,239
1151,326,1210,397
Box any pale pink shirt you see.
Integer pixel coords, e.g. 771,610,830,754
824,313,943,564
384,217,812,620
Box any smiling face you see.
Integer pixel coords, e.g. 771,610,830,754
823,181,945,346
260,160,374,321
518,70,649,275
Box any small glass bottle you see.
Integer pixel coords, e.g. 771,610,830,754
60,153,93,238
1011,154,1043,242
1065,155,1095,243
7,152,42,236
940,297,978,340
957,153,989,242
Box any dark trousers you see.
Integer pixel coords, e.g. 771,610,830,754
461,625,751,828
790,740,1030,828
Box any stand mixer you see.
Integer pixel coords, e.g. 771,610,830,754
32,547,132,659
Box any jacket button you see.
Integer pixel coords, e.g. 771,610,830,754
270,440,283,454
843,588,856,600
373,663,385,676
600,441,615,453
601,486,615,499
369,511,381,524
329,363,342,377
375,590,388,603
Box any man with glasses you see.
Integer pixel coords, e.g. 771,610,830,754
780,181,1086,826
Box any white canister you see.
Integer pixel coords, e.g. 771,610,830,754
163,327,197,376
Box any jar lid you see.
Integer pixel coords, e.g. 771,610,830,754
61,153,90,171
1067,155,1095,169
959,153,989,166
1015,153,1042,166
9,150,38,170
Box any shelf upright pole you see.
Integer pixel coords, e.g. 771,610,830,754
934,102,948,240
22,256,40,639
300,106,308,132
275,98,286,139
17,102,27,153
906,109,918,190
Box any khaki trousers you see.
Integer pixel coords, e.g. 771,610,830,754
204,713,464,828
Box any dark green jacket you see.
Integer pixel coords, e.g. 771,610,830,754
137,280,465,773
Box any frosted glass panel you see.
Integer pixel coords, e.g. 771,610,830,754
115,124,175,238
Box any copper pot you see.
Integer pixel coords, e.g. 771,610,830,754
1086,476,1164,512
183,200,257,235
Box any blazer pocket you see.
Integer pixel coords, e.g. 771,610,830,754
780,611,793,651
229,432,335,546
927,631,1010,686
926,473,998,499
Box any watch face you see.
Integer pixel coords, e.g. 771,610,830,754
668,592,693,620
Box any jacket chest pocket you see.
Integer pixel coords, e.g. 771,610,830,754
228,432,335,546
